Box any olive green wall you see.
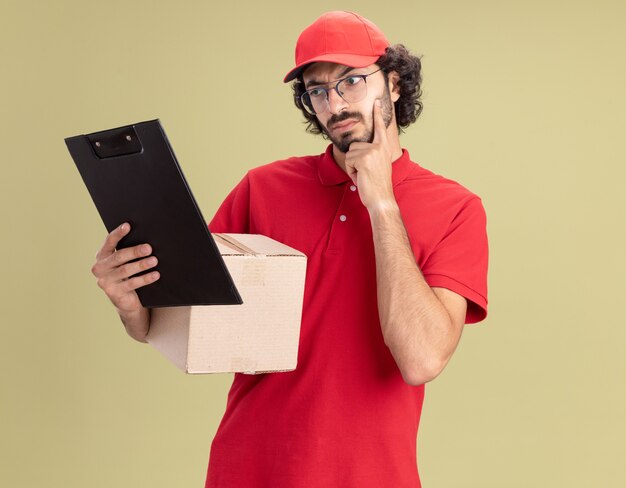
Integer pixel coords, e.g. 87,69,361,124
1,0,624,486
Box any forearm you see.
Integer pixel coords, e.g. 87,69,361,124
118,307,151,343
369,201,454,385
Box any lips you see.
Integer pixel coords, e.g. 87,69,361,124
331,119,358,132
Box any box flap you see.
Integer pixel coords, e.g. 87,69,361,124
216,233,306,258
214,234,254,256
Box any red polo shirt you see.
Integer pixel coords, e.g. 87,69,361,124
205,145,488,488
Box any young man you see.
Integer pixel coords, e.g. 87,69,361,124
91,11,488,488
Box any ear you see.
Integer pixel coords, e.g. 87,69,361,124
387,70,401,103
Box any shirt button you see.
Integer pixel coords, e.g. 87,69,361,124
350,185,357,192
339,215,347,222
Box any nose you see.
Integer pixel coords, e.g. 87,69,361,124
327,87,349,115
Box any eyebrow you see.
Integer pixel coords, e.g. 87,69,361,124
304,66,358,89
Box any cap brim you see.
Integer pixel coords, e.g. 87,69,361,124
283,53,382,83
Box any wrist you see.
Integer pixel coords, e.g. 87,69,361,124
367,198,399,216
117,306,145,320
118,307,150,343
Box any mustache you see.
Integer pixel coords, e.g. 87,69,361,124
327,112,362,129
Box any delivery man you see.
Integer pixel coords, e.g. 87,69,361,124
90,11,488,488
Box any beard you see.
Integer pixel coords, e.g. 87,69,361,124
321,83,394,153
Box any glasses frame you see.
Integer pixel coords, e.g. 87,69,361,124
300,67,385,115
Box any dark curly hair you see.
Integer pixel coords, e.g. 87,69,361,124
291,44,423,136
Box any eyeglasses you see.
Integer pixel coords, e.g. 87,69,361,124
300,68,384,115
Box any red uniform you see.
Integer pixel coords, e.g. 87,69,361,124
206,145,488,487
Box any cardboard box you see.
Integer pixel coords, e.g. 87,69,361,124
146,233,307,374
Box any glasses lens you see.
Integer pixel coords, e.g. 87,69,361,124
337,76,367,103
300,93,317,115
303,88,330,115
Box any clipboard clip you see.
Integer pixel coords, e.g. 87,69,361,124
87,125,143,159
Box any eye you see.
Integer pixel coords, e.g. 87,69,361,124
308,88,326,98
344,76,363,86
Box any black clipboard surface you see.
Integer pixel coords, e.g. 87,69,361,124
65,119,242,308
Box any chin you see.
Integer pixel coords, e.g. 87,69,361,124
325,127,369,153
337,133,358,153
344,132,370,146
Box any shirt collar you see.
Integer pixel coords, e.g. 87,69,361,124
317,144,415,187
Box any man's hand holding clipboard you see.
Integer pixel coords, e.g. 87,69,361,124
91,222,159,342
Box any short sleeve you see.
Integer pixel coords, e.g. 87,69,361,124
208,173,251,234
422,196,489,324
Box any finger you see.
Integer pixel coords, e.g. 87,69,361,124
115,255,158,282
372,99,387,144
96,254,157,290
344,150,360,181
101,243,153,274
346,163,358,186
104,270,160,309
346,143,369,153
97,222,130,260
122,270,161,292
345,146,369,171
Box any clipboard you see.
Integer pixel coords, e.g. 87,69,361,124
65,119,242,308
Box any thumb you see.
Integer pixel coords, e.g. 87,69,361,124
346,161,358,186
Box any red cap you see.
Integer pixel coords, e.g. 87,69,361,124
283,11,390,83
